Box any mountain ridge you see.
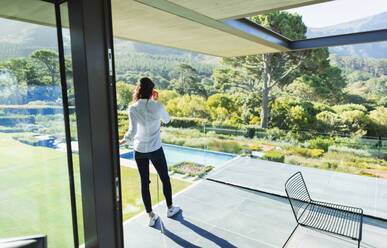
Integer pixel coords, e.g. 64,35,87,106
306,11,387,58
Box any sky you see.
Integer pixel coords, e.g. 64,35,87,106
287,0,387,28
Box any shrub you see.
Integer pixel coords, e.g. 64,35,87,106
309,137,332,152
332,104,367,113
207,140,241,154
161,132,186,146
262,150,285,163
35,114,63,123
328,145,373,157
316,111,342,133
183,137,209,148
245,127,255,138
285,156,302,166
321,161,338,170
368,106,387,136
283,146,324,158
348,157,387,167
248,144,261,151
341,110,369,135
266,127,286,141
285,131,312,143
27,100,59,106
117,112,129,137
163,117,208,129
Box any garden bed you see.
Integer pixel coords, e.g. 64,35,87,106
168,161,214,179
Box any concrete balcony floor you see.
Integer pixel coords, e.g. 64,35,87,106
208,157,387,219
123,179,387,247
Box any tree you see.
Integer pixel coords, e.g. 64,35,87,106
206,94,236,123
215,11,333,128
166,95,207,118
116,81,135,110
157,90,179,106
2,58,28,84
288,65,346,103
316,111,344,134
213,68,254,92
29,49,60,85
169,64,206,96
368,107,387,136
316,104,370,135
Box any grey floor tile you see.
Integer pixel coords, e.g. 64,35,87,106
123,178,387,248
207,157,387,219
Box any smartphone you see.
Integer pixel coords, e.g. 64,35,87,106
152,89,157,97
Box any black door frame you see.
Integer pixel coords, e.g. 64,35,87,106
54,2,79,247
63,0,124,247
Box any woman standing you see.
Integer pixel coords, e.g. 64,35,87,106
119,77,180,227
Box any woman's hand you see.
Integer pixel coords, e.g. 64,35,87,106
152,91,158,102
119,138,126,145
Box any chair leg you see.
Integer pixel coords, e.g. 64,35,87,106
282,223,300,248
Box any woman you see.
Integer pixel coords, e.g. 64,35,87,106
119,77,180,227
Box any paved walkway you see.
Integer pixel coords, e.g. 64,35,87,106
123,180,387,248
207,157,387,220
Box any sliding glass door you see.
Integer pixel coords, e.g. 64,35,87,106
0,0,78,247
0,0,125,247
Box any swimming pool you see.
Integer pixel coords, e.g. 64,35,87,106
120,144,236,167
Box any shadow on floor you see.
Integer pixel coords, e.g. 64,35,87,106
152,210,237,248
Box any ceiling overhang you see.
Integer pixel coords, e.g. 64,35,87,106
112,0,296,57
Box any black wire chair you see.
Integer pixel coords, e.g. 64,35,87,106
283,172,363,248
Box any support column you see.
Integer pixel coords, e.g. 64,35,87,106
68,0,123,247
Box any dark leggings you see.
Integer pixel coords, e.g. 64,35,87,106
134,147,172,213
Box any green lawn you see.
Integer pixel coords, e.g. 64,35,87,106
0,132,191,247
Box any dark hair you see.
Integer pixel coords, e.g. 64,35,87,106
133,77,155,102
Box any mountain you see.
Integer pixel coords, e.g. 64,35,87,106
0,19,59,60
0,18,218,65
306,12,387,58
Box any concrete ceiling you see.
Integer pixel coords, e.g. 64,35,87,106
111,0,328,56
0,0,330,57
0,0,56,27
112,0,285,57
166,0,331,21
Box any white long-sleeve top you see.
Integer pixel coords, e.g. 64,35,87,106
124,99,170,153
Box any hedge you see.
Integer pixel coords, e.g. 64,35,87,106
163,117,208,129
0,105,74,115
0,115,35,126
117,113,208,129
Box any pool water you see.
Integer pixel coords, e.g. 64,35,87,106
120,144,236,167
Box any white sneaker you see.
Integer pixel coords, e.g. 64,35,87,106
167,206,181,218
148,213,159,227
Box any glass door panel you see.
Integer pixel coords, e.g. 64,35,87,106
0,0,76,247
